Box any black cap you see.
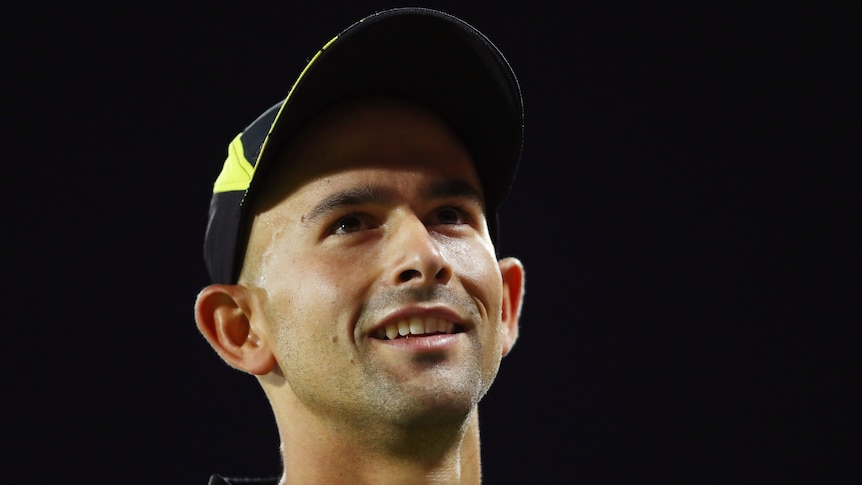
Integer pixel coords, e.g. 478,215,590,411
204,7,524,284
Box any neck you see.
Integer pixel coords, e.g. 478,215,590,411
275,406,483,485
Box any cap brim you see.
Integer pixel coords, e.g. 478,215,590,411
247,7,522,219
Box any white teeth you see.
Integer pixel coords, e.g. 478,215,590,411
409,317,424,335
378,318,457,340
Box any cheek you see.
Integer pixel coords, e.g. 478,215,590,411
313,245,381,296
261,245,374,331
443,238,503,315
261,256,355,369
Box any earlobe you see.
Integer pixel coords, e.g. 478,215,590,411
194,284,276,375
497,257,525,356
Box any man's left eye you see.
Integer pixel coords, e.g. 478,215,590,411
434,207,466,225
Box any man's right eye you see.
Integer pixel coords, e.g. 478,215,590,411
330,213,371,235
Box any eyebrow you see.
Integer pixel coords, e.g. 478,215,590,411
302,179,485,225
421,179,485,208
303,185,393,224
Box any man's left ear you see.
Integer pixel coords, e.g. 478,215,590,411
498,257,525,356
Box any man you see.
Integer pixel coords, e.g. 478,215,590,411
194,7,526,484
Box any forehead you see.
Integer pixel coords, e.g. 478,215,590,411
253,97,483,212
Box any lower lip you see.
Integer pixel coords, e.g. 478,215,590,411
375,333,462,352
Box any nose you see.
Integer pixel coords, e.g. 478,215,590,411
386,215,452,287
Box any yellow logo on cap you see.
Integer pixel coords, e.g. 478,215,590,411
213,133,255,194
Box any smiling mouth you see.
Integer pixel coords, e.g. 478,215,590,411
373,317,464,340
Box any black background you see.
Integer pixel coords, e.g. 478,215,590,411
6,1,858,483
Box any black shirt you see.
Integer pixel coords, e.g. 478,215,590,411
208,475,279,485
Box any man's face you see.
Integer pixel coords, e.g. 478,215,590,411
242,98,520,429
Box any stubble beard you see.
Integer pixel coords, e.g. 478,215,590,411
271,284,499,447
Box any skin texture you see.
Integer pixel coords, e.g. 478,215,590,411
195,97,525,485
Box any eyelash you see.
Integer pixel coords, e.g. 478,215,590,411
432,205,472,226
326,204,477,236
330,211,375,235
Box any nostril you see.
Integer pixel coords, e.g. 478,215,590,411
398,269,422,282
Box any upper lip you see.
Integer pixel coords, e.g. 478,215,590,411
367,304,469,337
